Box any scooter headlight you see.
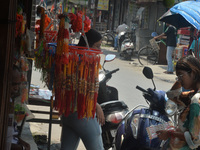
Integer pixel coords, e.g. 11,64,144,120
106,110,128,124
98,73,105,82
165,100,177,116
131,114,140,139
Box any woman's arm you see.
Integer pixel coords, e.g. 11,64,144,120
96,103,105,126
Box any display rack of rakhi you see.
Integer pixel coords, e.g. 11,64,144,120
52,10,100,119
34,45,103,120
53,45,102,119
34,10,102,119
35,44,103,119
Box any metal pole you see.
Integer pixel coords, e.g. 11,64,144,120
54,0,58,30
93,0,99,29
47,96,53,150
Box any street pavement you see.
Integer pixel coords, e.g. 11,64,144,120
24,45,177,150
104,46,176,84
140,61,176,83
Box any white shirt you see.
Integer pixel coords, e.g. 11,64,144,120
116,23,129,34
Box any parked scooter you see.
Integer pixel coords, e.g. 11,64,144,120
98,54,119,104
97,54,129,150
118,26,129,52
119,23,137,60
114,66,177,150
120,37,134,60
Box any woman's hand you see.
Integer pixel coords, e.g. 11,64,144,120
156,130,169,140
96,103,105,126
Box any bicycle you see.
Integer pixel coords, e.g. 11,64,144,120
138,38,166,66
102,30,115,47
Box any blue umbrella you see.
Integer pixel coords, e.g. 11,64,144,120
158,1,200,30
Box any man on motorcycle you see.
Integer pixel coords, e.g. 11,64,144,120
114,21,129,50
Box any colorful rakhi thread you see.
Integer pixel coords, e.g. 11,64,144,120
68,10,91,33
54,48,102,119
34,3,102,119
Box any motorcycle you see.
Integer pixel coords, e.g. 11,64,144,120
102,30,115,47
120,37,134,60
97,54,129,150
98,54,119,104
118,31,127,52
119,24,137,60
114,66,177,150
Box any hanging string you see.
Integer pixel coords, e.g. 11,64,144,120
63,0,68,14
81,5,90,50
82,16,90,50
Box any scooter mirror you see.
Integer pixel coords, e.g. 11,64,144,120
143,66,153,79
105,54,116,62
102,54,116,71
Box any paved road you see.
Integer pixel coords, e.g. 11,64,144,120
29,46,176,150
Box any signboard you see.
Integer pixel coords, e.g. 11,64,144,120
98,0,109,11
68,0,88,5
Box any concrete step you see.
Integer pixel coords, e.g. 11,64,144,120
21,122,38,150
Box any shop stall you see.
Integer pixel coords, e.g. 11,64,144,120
1,0,103,149
27,0,102,149
0,0,36,149
158,0,200,67
174,27,191,60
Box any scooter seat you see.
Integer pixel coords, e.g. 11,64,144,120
100,100,128,112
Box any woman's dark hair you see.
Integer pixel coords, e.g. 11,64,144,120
77,29,102,47
176,55,200,82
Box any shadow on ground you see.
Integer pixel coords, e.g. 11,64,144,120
33,135,61,150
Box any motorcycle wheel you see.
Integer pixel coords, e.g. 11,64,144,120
102,34,114,47
138,45,158,66
124,53,132,60
120,52,132,61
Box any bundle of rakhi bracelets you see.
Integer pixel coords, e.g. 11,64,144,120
34,3,102,119
53,14,102,119
54,46,102,119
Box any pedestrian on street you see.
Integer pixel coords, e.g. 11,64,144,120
114,21,129,50
157,55,200,149
154,23,177,74
60,29,105,150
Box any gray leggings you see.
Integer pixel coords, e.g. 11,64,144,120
60,112,104,150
